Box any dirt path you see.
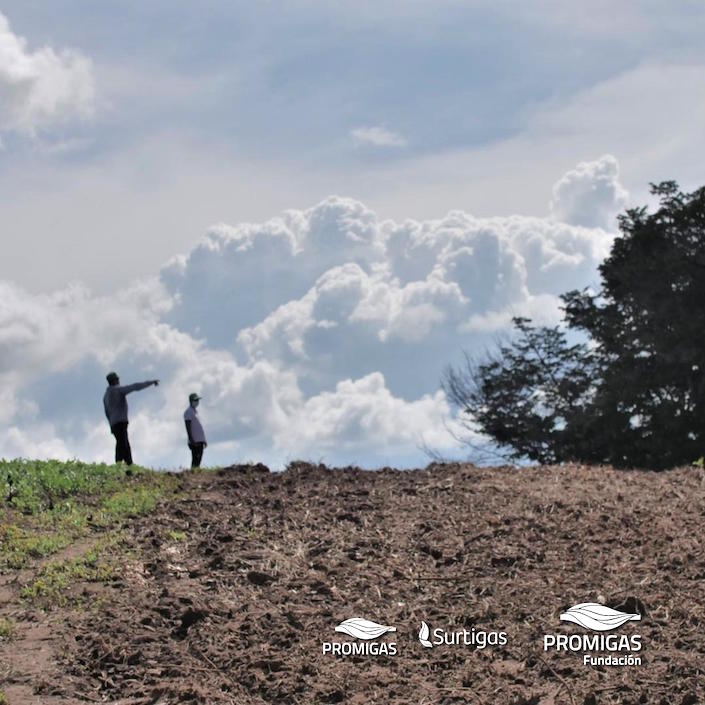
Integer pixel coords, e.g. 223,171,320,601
0,535,111,705
2,462,705,704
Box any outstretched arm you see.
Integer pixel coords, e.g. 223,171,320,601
121,380,159,395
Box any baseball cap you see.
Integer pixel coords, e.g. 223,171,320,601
189,392,202,402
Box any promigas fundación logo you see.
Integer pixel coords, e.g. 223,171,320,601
544,602,643,667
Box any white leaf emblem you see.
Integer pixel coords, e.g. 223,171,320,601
334,618,397,640
418,621,432,648
560,603,641,632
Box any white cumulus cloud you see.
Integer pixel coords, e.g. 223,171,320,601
351,125,407,148
0,12,95,137
0,158,623,468
278,372,459,456
550,154,628,229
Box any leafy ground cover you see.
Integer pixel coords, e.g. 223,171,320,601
0,460,179,571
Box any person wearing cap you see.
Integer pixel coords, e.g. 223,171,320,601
184,393,207,468
103,372,159,466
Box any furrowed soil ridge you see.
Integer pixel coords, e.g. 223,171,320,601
1,462,704,704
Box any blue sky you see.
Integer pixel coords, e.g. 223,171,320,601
5,1,703,165
1,2,704,468
2,1,704,292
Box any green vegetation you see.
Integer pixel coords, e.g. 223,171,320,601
168,529,187,541
102,484,163,516
1,459,136,514
0,617,12,639
1,459,182,570
21,538,120,607
0,690,8,705
1,525,73,569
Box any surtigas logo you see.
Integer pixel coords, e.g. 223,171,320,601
418,620,508,649
544,601,644,667
322,618,398,657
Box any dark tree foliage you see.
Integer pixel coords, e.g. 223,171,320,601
445,181,705,469
444,319,600,464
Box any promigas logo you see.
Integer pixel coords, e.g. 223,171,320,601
418,620,508,649
322,618,398,657
560,603,641,631
544,602,643,667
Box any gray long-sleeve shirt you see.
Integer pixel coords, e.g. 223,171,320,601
103,381,153,427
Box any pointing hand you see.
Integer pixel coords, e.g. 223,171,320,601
153,379,160,386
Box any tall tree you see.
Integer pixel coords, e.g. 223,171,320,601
445,182,705,469
443,318,599,464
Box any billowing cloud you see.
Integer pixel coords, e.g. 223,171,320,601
1,159,622,468
278,373,456,454
0,12,95,137
351,126,407,148
550,154,628,229
176,194,613,398
0,279,171,380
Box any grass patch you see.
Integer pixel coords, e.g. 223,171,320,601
0,459,146,515
102,485,162,517
0,525,74,569
0,617,12,639
1,460,182,571
0,690,8,705
21,538,120,607
168,530,187,541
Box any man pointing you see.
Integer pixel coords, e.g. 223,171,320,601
103,372,159,466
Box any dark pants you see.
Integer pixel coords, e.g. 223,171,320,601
189,442,205,468
111,422,133,465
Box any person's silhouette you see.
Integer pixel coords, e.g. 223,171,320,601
103,372,158,465
184,392,207,468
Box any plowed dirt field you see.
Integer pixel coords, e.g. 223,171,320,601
2,462,704,704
